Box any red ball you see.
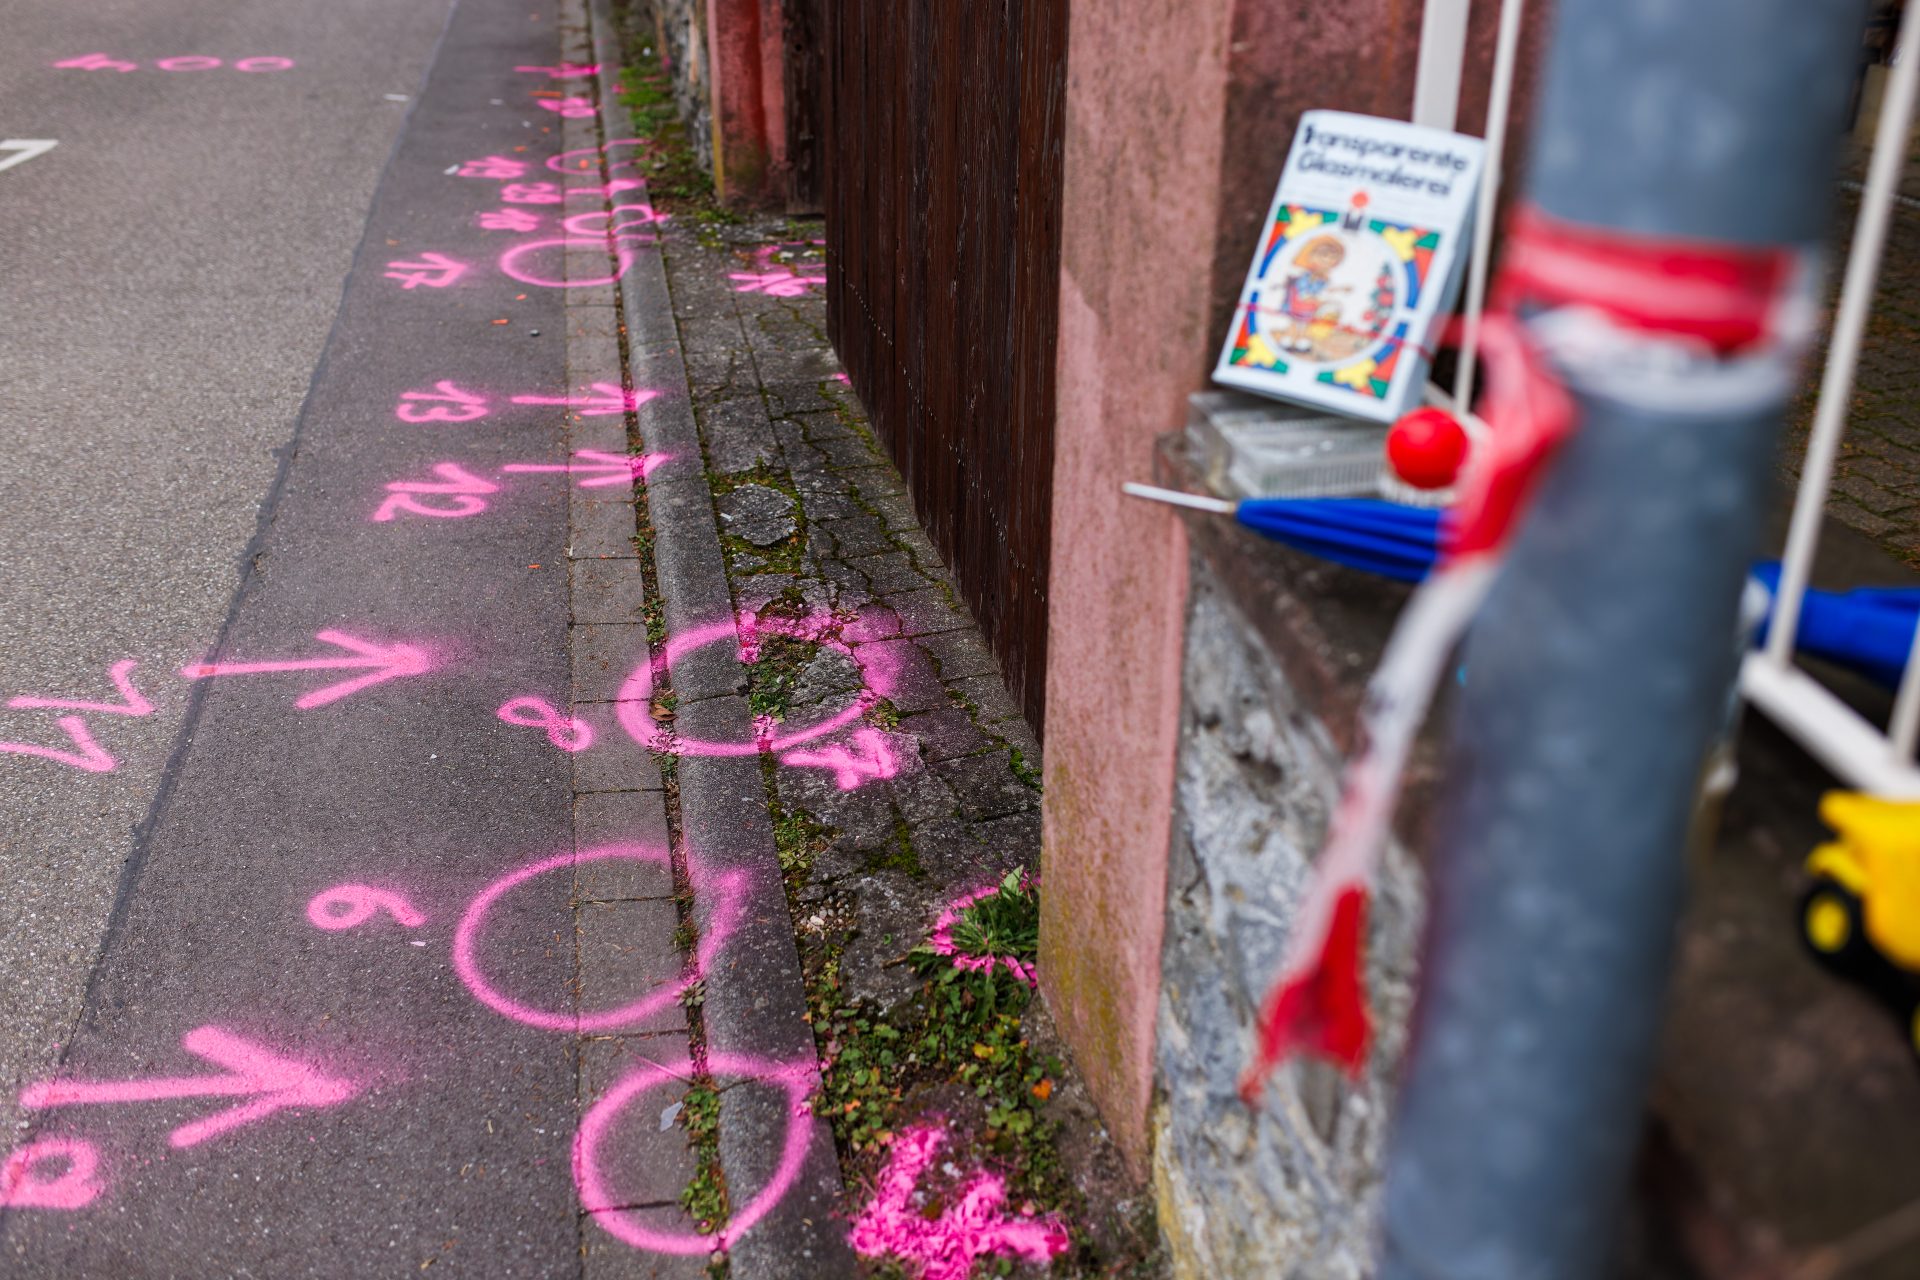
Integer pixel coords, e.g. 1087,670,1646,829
1386,406,1469,490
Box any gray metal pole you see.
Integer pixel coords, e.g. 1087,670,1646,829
1378,3,1869,1278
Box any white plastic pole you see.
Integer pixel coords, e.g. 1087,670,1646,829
1452,0,1528,414
1767,13,1920,667
1413,0,1473,131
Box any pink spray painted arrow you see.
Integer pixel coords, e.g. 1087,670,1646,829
500,450,667,488
779,727,900,790
510,382,660,417
181,630,434,709
20,1026,358,1149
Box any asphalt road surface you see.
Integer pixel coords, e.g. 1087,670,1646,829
0,0,663,1273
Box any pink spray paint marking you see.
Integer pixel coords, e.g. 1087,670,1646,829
779,727,899,791
561,205,669,238
729,271,826,298
155,56,221,71
562,179,646,201
496,697,595,751
0,1139,103,1211
848,1124,1070,1280
499,237,639,289
500,182,564,205
926,880,1039,988
575,1053,816,1253
396,380,490,424
9,660,152,717
547,138,654,177
478,208,542,232
457,155,527,179
372,462,499,521
0,716,116,773
510,383,659,418
516,62,600,78
182,629,434,709
306,884,427,931
20,1027,358,1149
617,612,895,764
53,54,137,72
501,450,666,489
535,96,597,118
234,57,296,72
385,252,468,290
455,845,743,1032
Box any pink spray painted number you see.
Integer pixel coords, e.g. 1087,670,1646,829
535,97,597,118
500,182,564,205
848,1124,1070,1280
306,884,426,931
576,1053,817,1253
0,1139,104,1211
384,252,468,290
20,1026,358,1149
496,697,595,751
372,462,499,521
54,54,294,72
396,380,490,424
457,155,526,179
510,383,659,417
1,660,153,773
182,630,434,709
477,208,542,232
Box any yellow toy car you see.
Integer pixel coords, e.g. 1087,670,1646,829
1799,791,1920,1054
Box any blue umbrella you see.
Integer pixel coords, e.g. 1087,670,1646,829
1124,484,1920,685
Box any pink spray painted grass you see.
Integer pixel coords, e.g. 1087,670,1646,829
496,696,595,751
306,884,427,931
847,1123,1070,1280
0,1139,104,1210
923,871,1040,988
181,629,436,709
575,1053,817,1254
20,1027,359,1149
454,845,744,1032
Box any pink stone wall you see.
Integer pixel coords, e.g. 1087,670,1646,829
1041,0,1550,1169
1039,0,1233,1175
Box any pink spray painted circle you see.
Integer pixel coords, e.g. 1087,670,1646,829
547,138,652,176
498,237,640,289
616,613,893,758
456,845,732,1032
574,1053,815,1253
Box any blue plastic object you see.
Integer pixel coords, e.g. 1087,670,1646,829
1750,562,1920,687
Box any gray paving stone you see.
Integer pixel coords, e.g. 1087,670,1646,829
883,586,970,638
574,623,649,703
570,557,649,625
789,469,862,520
950,671,1022,723
789,409,854,442
717,1082,855,1277
761,379,835,416
699,397,780,475
971,810,1044,876
578,899,692,1034
577,1036,702,1225
864,489,921,533
571,707,666,794
816,434,883,471
810,513,892,560
752,346,842,384
715,484,797,547
574,791,674,899
932,751,1040,822
988,711,1042,763
853,638,946,714
886,748,961,826
678,313,745,355
898,707,995,763
906,817,1001,883
917,628,1000,681
570,492,640,559
840,871,927,1013
838,464,909,501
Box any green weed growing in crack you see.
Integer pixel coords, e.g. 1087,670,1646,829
677,1079,729,1236
744,632,822,723
863,696,902,731
1008,747,1042,792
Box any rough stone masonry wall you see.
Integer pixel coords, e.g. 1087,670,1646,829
1152,559,1426,1278
633,0,714,175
